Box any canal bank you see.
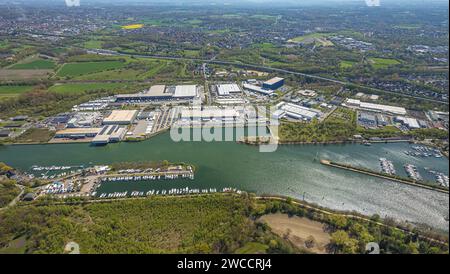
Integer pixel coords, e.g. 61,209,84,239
0,130,448,231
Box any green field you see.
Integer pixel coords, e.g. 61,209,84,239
10,59,55,70
48,83,127,94
0,85,35,100
369,58,401,69
83,40,104,49
56,61,126,77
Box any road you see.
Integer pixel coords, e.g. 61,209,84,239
87,49,448,105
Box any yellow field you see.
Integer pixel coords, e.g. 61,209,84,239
121,24,144,30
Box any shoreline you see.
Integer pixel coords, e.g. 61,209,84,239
320,159,449,194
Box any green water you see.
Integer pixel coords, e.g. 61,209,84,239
0,131,448,231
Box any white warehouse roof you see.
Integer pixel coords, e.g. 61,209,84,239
281,103,320,120
396,116,420,129
181,108,239,119
173,85,197,98
243,84,273,95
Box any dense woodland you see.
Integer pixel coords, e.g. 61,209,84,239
0,194,447,254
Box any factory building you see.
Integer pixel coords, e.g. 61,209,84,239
0,129,11,138
180,108,239,122
358,112,377,127
395,117,420,129
376,114,388,126
72,98,114,111
67,112,101,128
115,85,173,102
216,83,241,96
273,102,321,121
173,85,198,99
243,83,274,95
263,77,284,90
115,85,197,102
103,110,138,125
91,125,127,145
345,99,407,115
55,128,102,139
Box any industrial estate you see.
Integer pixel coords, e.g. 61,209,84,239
0,0,448,256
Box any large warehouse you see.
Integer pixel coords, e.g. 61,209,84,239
263,77,284,90
216,83,241,96
243,83,274,95
180,108,239,122
55,128,102,139
103,110,138,125
115,85,173,102
345,99,407,115
273,102,321,121
91,125,128,145
173,85,198,98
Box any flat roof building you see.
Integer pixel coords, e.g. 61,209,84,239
92,125,127,145
345,99,407,115
173,85,197,98
395,116,420,129
274,102,321,121
358,112,377,127
115,85,174,102
103,110,138,125
263,77,284,90
243,83,274,95
180,108,239,122
55,128,101,139
216,83,241,96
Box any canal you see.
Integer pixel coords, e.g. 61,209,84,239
0,130,448,231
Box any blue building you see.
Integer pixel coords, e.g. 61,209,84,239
263,77,284,90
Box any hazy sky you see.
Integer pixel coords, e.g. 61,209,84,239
0,0,448,8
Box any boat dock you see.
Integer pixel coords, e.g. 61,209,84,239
99,171,194,182
95,187,242,199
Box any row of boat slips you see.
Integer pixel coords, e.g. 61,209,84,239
273,101,322,121
379,158,396,175
95,187,242,199
100,173,194,182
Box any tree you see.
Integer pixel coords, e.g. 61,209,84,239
329,215,348,229
305,235,316,249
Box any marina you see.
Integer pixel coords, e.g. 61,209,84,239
379,158,396,175
0,131,448,231
100,173,194,182
95,187,240,199
404,164,423,181
404,145,444,158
